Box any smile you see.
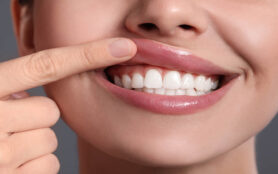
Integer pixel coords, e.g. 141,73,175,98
94,38,239,115
105,66,219,96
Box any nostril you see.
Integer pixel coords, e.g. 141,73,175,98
138,23,159,31
179,24,194,30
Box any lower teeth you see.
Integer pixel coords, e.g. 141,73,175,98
106,75,217,96
131,88,210,96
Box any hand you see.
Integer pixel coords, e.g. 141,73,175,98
0,38,136,174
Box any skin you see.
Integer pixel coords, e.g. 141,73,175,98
0,1,136,174
9,0,278,173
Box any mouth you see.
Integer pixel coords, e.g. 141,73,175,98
94,38,239,115
104,66,222,96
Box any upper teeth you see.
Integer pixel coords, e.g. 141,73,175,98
111,68,219,96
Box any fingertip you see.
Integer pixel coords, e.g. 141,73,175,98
108,38,137,59
128,39,138,58
10,91,30,100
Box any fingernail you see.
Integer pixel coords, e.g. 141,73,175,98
11,91,29,99
109,39,134,58
11,93,24,99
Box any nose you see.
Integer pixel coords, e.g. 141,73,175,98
125,0,208,38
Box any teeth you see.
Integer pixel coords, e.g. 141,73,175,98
196,91,206,95
155,88,166,95
132,73,144,88
111,68,220,96
186,89,197,96
204,78,215,91
143,88,154,94
163,71,181,89
181,73,194,89
114,76,123,87
165,89,176,96
211,80,219,90
195,75,207,91
176,89,186,95
144,69,163,89
122,74,132,89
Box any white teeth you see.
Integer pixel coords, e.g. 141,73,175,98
211,80,219,90
131,73,144,88
163,71,181,89
114,76,123,87
122,74,132,89
143,88,154,94
155,88,166,95
196,91,205,95
176,89,186,95
186,89,197,96
203,78,214,91
165,89,176,96
111,68,220,96
144,69,163,89
181,73,195,89
195,75,207,91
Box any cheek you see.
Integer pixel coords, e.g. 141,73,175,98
43,74,125,144
206,2,278,114
204,1,278,75
33,0,128,49
229,13,278,114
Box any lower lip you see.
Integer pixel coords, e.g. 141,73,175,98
94,71,237,115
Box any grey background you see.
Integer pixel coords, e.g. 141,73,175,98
0,1,79,174
1,0,278,173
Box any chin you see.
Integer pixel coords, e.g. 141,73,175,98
81,124,229,168
112,142,206,167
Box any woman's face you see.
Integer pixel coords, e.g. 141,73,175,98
25,0,278,166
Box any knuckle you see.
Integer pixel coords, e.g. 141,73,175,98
24,50,58,82
42,128,58,151
0,142,13,166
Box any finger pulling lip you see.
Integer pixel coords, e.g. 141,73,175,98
92,39,239,115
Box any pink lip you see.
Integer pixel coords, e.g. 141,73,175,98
118,38,234,76
95,72,237,115
93,39,239,115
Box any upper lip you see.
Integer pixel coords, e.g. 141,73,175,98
114,38,236,76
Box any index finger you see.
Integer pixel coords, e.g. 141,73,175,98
0,38,136,98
